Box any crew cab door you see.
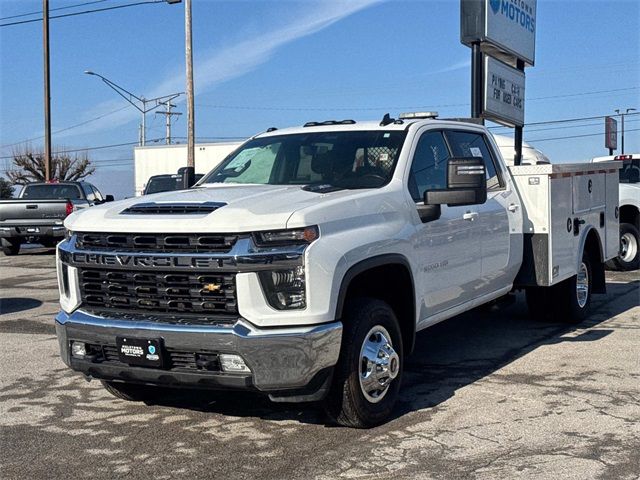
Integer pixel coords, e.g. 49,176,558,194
407,130,482,318
444,130,519,295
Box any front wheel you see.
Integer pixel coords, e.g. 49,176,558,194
324,298,403,428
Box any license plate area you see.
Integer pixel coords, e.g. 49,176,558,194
116,336,163,367
26,227,40,233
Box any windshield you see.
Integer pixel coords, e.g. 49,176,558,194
200,130,408,189
619,159,640,184
21,184,82,200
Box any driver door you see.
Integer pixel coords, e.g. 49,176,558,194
408,129,482,323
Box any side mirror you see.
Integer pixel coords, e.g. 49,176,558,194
424,157,487,207
105,194,115,202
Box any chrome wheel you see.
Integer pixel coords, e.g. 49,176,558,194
576,261,589,308
359,326,400,404
620,232,638,263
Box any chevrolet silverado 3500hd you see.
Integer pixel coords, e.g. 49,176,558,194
55,114,619,427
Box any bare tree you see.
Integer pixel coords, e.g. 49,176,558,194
6,147,95,184
0,177,14,198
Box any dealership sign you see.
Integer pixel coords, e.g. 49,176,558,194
483,57,525,126
461,0,537,66
605,116,618,150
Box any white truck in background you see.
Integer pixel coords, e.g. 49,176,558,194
592,153,639,270
55,113,619,427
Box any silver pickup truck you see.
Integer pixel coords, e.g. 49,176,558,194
0,181,112,255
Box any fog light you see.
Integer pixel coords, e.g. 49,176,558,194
71,341,86,358
258,265,306,310
219,354,251,373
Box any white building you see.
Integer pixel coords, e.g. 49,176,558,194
133,141,243,196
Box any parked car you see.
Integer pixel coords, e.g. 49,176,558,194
142,173,205,195
0,181,112,255
592,153,639,270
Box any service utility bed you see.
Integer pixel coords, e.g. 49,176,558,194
510,161,620,287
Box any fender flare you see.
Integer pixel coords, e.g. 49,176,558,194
335,253,417,353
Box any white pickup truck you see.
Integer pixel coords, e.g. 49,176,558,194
55,114,619,427
592,153,639,270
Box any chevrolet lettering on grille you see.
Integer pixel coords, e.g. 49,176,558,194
70,252,224,269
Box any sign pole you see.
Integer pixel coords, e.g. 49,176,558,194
471,43,483,120
514,59,525,166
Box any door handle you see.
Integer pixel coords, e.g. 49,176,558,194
508,203,519,212
463,211,478,221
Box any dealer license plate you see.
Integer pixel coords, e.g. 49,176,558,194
116,337,162,367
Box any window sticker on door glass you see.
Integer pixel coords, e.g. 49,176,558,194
469,147,482,157
379,153,389,162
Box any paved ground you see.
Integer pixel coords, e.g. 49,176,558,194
0,247,638,480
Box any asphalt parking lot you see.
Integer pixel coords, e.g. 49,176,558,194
0,247,638,480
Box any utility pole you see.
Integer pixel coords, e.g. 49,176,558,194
43,0,52,182
156,102,182,144
615,108,637,154
184,0,196,188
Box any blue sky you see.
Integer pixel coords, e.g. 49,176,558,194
0,0,638,198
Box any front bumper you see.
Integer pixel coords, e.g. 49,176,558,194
55,310,342,398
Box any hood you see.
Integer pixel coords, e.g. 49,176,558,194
65,184,358,233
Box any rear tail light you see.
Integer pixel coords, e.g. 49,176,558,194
65,201,74,216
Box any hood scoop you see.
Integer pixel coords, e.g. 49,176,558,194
121,201,226,215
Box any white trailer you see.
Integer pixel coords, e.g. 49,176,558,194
133,141,243,196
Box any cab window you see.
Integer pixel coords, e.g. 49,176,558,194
444,131,503,189
408,131,450,202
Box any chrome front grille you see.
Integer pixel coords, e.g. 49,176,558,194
75,232,238,253
79,268,237,317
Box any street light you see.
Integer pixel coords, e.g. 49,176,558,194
614,108,637,154
84,70,183,146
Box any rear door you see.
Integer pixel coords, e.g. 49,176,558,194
408,129,482,319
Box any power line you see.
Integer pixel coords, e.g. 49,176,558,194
490,111,640,130
527,127,640,143
0,138,164,159
0,1,164,27
0,104,132,149
0,0,108,21
197,86,639,112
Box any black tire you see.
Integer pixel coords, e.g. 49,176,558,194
609,223,640,271
101,380,160,402
1,238,21,256
526,252,592,324
324,298,403,428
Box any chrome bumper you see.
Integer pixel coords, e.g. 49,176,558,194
55,310,342,393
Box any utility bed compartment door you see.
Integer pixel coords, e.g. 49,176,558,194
573,173,605,214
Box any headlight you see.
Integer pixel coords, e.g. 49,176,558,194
259,265,306,310
254,226,319,246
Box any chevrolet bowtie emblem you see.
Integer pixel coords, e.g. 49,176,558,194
203,283,221,292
